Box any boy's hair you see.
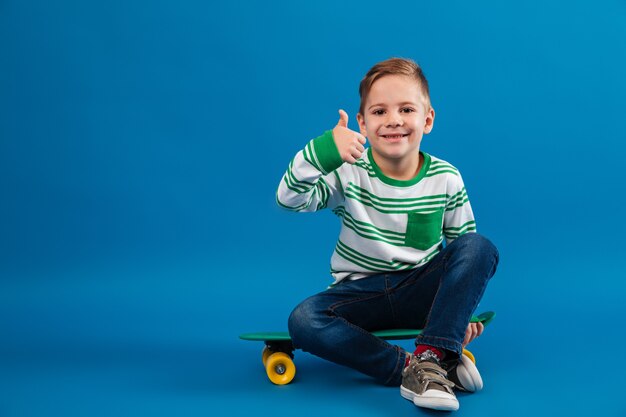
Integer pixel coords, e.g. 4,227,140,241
358,57,431,114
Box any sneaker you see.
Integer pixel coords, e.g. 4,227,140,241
447,352,483,392
400,352,459,411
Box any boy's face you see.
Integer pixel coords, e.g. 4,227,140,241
357,75,435,167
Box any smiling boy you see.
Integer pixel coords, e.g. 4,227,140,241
277,58,499,411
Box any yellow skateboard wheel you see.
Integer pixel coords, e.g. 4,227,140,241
462,348,476,364
262,346,273,366
265,352,296,385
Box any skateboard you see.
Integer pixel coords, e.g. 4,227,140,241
240,311,495,385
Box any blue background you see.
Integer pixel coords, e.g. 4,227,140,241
1,1,625,416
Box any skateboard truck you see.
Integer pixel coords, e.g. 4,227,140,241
265,341,294,359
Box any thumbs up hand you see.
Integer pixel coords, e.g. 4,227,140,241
332,109,367,164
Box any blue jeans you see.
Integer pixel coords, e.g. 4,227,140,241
287,233,499,386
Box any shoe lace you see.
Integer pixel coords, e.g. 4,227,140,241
412,360,456,390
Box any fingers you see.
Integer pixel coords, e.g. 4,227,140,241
337,109,349,128
344,154,357,164
349,143,365,161
462,327,472,347
462,322,485,347
342,147,361,164
476,322,484,337
332,109,367,164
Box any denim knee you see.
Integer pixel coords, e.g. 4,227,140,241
287,298,321,348
455,233,499,263
447,233,499,280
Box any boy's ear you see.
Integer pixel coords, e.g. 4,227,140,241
423,107,435,134
356,113,367,136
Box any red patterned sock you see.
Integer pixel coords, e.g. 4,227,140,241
414,344,445,361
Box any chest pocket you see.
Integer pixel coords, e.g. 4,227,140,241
404,209,444,250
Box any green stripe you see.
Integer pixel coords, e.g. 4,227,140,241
284,162,313,194
429,160,459,171
333,171,345,199
446,195,468,208
331,245,441,276
317,177,330,210
283,175,308,194
287,159,315,188
445,196,469,211
345,184,447,213
335,245,382,272
448,188,467,201
337,240,390,269
444,220,476,232
354,159,376,177
430,160,458,168
336,240,416,271
444,222,477,238
445,229,476,239
307,141,327,174
334,207,405,239
333,208,406,246
302,144,315,169
445,225,476,235
426,160,459,177
425,169,460,178
348,183,447,204
304,142,322,172
332,205,345,217
336,210,404,241
446,188,468,209
276,193,310,211
311,130,343,174
415,248,441,266
345,192,446,214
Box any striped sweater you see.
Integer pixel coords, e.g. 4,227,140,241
277,130,476,284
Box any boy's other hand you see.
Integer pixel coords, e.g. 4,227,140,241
332,109,367,164
462,322,484,348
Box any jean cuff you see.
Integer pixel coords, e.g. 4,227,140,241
415,335,463,359
385,345,407,386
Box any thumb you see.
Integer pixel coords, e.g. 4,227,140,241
336,109,349,128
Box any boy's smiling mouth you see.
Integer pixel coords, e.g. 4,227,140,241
380,133,410,142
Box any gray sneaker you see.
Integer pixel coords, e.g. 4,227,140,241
400,353,459,411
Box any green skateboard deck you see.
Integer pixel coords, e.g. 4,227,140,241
240,311,495,385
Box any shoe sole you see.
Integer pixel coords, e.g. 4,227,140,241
455,354,483,392
400,385,459,411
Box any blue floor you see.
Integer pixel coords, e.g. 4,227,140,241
2,257,624,417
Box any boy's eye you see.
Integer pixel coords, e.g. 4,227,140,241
372,109,385,115
401,108,415,113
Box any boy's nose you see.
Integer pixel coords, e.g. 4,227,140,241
385,115,402,127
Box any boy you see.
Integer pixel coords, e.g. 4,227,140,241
276,58,499,411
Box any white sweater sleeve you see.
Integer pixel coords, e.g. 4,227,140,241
443,173,477,244
276,130,345,212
